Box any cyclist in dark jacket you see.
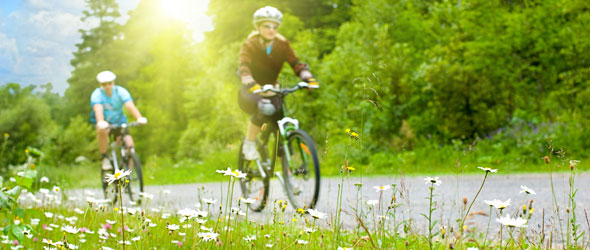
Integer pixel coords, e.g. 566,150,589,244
238,6,316,161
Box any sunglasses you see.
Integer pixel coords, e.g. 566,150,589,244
262,24,278,30
100,82,114,87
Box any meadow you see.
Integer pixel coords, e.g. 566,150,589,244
2,144,589,250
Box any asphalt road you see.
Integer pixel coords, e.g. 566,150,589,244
71,172,590,240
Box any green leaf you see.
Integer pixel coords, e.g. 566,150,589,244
14,208,24,219
6,186,21,198
11,224,24,241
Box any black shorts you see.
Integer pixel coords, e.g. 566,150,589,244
238,85,284,127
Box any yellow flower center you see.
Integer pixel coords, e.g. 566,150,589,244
114,172,121,179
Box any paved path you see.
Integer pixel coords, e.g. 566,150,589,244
72,172,590,237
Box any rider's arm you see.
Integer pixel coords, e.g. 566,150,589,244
124,101,143,121
283,40,313,81
238,41,255,86
93,104,106,123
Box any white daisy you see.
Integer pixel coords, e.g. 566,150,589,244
373,185,391,192
424,177,442,185
477,167,498,173
520,186,536,195
307,209,326,220
104,169,132,185
496,214,527,228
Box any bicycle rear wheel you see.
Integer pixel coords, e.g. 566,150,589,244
123,152,143,204
238,131,276,212
282,129,320,210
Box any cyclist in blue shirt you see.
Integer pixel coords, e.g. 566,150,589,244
90,70,147,170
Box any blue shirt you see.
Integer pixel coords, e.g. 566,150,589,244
89,85,132,125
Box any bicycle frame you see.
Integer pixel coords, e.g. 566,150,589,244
256,82,315,185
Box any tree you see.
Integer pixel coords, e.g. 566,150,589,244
64,0,124,118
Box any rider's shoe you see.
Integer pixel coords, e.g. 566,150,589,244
101,156,113,171
242,139,260,161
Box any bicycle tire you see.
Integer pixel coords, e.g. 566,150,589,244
123,152,143,204
281,129,320,210
238,132,275,212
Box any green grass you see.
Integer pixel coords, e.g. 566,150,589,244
39,144,586,190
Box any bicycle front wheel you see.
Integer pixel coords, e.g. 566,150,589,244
282,129,320,210
238,131,276,212
124,152,144,204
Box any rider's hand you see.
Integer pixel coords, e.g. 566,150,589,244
137,117,148,125
97,120,109,130
306,78,319,88
248,84,261,93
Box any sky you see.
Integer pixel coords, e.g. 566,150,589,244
0,0,211,95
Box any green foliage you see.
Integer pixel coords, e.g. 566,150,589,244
0,84,55,168
3,0,590,176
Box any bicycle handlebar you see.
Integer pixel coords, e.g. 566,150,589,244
252,81,319,95
109,121,142,129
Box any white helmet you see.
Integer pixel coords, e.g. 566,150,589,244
96,70,116,83
253,6,282,27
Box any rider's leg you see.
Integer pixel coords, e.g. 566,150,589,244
246,121,260,141
123,134,135,151
97,126,109,154
97,126,111,170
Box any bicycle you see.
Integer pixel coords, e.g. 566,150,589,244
101,122,144,204
238,81,321,212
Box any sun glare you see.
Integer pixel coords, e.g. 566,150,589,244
160,0,213,42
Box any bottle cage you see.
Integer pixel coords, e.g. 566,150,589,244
277,117,299,136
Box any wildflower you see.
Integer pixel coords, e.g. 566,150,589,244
198,232,219,242
367,200,378,206
52,186,61,193
266,243,274,248
520,186,536,195
496,214,527,228
373,185,391,192
307,209,326,220
105,219,116,224
203,198,217,204
297,208,306,215
216,167,233,175
61,225,79,234
9,177,16,182
195,210,208,217
200,226,212,232
44,212,54,218
167,224,180,231
131,236,140,241
177,208,197,219
242,198,256,204
104,169,132,185
424,177,442,185
570,160,580,170
39,188,49,194
244,235,256,242
230,170,247,178
477,167,498,173
139,192,154,200
338,247,354,250
161,213,171,219
466,248,479,250
303,227,316,234
484,199,511,210
297,239,309,245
